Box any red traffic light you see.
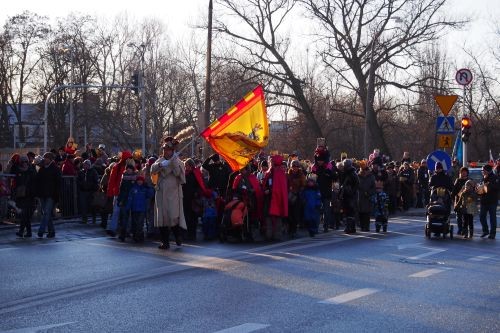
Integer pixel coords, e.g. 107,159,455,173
461,116,471,128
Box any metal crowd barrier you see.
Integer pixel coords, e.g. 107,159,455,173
0,173,80,222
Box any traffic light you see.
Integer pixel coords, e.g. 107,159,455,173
130,72,139,94
461,116,471,143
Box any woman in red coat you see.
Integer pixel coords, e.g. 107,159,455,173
263,155,288,241
105,150,133,236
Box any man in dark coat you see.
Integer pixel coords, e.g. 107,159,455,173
202,153,232,198
340,159,359,234
478,164,499,239
312,152,334,232
398,162,415,211
416,160,430,208
36,152,62,238
77,159,99,224
429,162,453,191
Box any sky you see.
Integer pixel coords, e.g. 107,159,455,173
1,0,499,74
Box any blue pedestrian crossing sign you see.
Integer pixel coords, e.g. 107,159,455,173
427,150,452,172
436,116,455,134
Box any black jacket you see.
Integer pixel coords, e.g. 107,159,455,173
36,162,62,201
202,157,232,194
451,177,469,201
429,171,453,191
77,168,99,192
314,166,334,200
480,173,499,205
417,166,430,186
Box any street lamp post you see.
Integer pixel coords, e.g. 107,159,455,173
128,43,146,154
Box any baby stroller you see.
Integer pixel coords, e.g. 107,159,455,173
219,199,251,243
425,187,453,239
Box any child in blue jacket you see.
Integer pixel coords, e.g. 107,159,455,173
126,175,154,242
302,177,322,237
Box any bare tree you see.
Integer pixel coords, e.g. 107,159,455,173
303,0,465,156
3,11,49,144
214,0,324,138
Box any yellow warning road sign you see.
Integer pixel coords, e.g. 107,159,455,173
435,95,458,116
438,134,453,148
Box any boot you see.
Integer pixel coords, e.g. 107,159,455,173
173,226,182,246
25,224,32,237
159,227,170,249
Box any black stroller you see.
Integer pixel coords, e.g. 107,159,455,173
425,187,453,239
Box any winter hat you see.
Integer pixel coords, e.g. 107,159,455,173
136,175,145,182
271,155,283,166
343,159,353,169
435,162,443,170
83,159,92,168
482,164,493,173
98,144,106,150
120,151,133,162
161,136,179,149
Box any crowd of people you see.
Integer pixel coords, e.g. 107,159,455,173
1,136,499,248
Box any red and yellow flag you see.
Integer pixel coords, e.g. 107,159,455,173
201,85,269,171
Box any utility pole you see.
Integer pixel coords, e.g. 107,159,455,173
203,0,213,159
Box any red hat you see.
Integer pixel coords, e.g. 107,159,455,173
271,155,283,166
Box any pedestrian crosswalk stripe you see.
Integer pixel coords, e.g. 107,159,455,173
319,288,379,304
409,268,451,278
213,323,270,333
468,255,494,262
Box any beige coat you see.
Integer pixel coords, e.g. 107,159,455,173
151,156,187,229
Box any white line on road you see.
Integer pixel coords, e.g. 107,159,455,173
319,288,379,305
398,243,447,260
0,321,75,333
213,323,270,333
409,268,451,278
0,247,17,251
468,255,495,262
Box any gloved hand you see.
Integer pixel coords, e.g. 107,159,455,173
160,159,170,167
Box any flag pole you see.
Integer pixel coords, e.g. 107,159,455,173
203,0,213,159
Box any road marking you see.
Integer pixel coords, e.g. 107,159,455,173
0,321,75,333
468,255,494,262
397,243,447,260
409,268,451,278
214,323,270,333
319,288,379,305
0,247,17,252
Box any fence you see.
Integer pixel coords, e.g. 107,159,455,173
0,173,80,223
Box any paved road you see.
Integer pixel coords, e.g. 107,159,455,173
0,212,498,333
